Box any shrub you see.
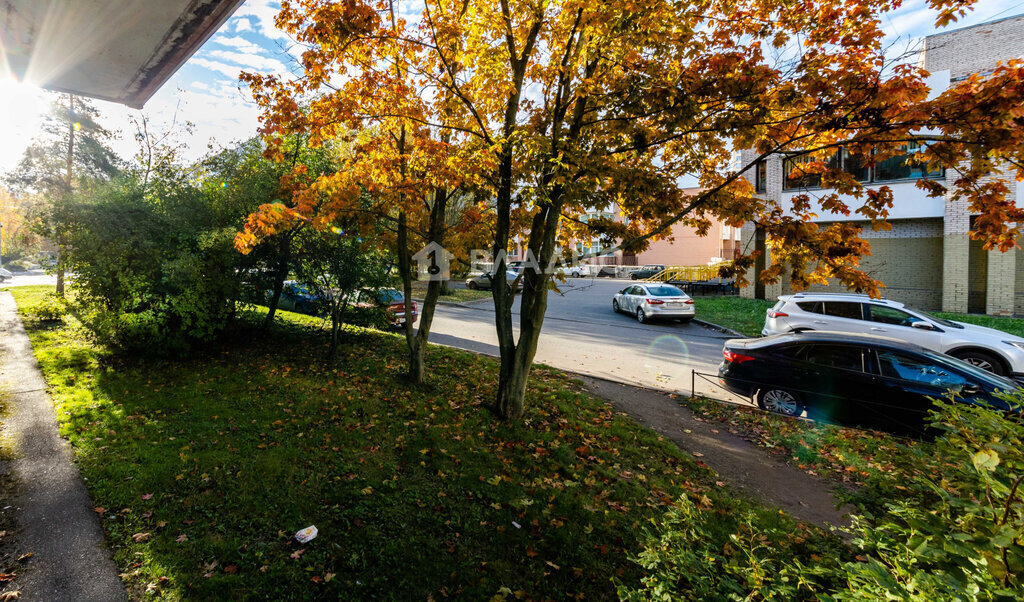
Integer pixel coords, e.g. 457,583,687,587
27,293,67,322
5,258,38,272
834,395,1024,600
623,395,1024,600
619,495,844,600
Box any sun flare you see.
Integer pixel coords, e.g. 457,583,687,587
0,78,47,173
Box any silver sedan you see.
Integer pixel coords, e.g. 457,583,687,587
613,284,695,324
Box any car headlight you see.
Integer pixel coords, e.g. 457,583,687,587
1004,341,1024,351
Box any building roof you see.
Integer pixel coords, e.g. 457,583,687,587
924,12,1024,40
1,0,245,108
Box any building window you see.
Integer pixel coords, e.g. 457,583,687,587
783,154,824,190
783,144,942,191
754,159,767,193
873,142,944,182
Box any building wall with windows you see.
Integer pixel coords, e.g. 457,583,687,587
741,13,1024,316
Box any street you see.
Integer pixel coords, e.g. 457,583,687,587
428,277,748,402
2,269,58,288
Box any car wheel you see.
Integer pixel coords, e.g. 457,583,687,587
951,350,1006,375
636,308,647,324
612,299,620,313
467,281,478,290
756,388,803,417
630,274,638,280
574,271,583,278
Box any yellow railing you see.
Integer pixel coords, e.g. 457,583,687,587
643,262,732,283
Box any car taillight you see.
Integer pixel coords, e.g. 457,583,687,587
646,298,664,305
723,348,755,363
684,299,695,305
767,309,788,318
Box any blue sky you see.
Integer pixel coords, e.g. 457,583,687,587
1,0,1021,175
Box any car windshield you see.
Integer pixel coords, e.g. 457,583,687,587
913,309,963,329
646,286,684,297
922,350,1019,390
376,289,403,304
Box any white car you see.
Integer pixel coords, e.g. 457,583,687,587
613,283,695,324
763,292,1024,378
555,265,586,278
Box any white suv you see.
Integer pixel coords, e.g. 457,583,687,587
762,292,1024,379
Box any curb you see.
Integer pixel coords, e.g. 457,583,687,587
412,296,494,309
694,318,746,338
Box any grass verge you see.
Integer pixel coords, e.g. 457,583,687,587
410,281,493,304
681,394,941,512
10,285,837,600
693,296,773,337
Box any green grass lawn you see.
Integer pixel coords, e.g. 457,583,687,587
933,311,1024,338
411,281,494,303
9,285,835,600
695,296,773,337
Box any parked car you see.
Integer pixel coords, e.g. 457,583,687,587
0,268,12,281
762,292,1024,379
555,265,586,278
612,283,695,323
350,288,418,327
466,270,520,291
718,331,1020,434
629,264,666,280
268,281,328,315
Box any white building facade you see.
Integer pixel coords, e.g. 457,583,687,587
740,13,1024,315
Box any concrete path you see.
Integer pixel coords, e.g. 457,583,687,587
0,292,126,601
581,375,852,530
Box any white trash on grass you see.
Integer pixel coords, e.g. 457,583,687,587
295,525,318,543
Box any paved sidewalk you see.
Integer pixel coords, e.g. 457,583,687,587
0,292,126,601
581,375,852,530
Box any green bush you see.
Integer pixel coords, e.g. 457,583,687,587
5,258,38,272
619,494,843,600
57,177,246,353
834,396,1024,600
624,395,1024,600
27,293,68,322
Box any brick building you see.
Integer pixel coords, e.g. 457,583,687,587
740,13,1024,315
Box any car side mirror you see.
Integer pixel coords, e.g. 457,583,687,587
911,321,935,330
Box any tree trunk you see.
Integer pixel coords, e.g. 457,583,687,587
55,239,66,297
328,303,342,362
263,238,290,328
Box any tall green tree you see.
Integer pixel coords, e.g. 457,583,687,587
4,94,121,294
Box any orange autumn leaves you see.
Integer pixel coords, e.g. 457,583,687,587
237,0,1024,300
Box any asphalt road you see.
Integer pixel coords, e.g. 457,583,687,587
2,269,58,287
428,277,749,401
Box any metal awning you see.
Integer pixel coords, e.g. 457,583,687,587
1,0,246,108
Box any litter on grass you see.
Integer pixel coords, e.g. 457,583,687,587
295,525,318,543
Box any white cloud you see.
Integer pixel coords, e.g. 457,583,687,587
207,49,290,75
235,17,254,33
191,58,245,79
212,35,263,55
233,0,289,42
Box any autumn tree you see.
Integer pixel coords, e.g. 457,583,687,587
241,0,1024,420
236,0,493,383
